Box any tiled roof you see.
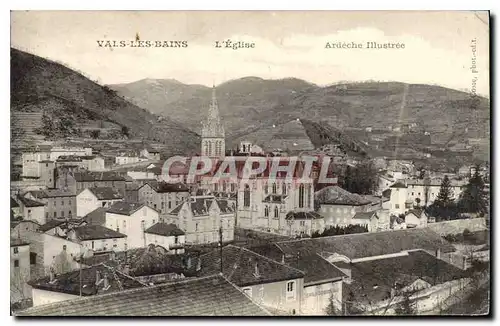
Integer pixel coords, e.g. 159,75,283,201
88,187,123,200
406,209,425,218
73,225,127,241
199,245,305,287
145,223,185,237
83,207,108,226
263,194,288,203
107,202,146,216
80,245,200,277
346,250,468,304
285,211,323,220
248,244,346,285
16,195,45,207
17,274,271,316
27,263,145,297
352,211,377,220
275,228,456,261
315,186,371,206
74,171,125,182
140,181,189,193
39,219,65,232
34,189,75,198
390,181,407,189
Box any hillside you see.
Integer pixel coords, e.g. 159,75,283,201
110,79,490,147
10,48,200,156
109,77,316,136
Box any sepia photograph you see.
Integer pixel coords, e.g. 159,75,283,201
9,10,490,317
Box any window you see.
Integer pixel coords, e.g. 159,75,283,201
54,212,57,218
298,184,305,208
174,236,179,244
264,206,269,217
286,281,295,293
13,247,19,254
264,184,268,195
195,222,199,232
123,220,126,228
92,241,95,249
46,212,49,219
300,221,305,226
141,220,145,230
244,184,250,208
61,211,64,218
282,182,287,195
168,201,172,209
30,252,37,265
214,183,218,192
68,211,72,217
274,206,279,218
14,260,19,268
61,200,64,206
395,204,400,209
272,183,277,194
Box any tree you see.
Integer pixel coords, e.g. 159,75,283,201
423,176,431,207
325,294,342,315
394,292,417,315
458,167,488,216
435,175,454,206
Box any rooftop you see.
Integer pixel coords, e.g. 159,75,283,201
140,181,190,193
72,225,127,241
27,263,145,297
145,223,185,237
74,171,125,182
285,211,324,220
87,187,123,200
275,228,456,261
107,202,147,216
39,219,65,233
17,274,270,316
199,245,305,287
83,207,108,226
16,195,45,208
352,211,377,220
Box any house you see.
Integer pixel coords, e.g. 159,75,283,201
386,181,409,215
166,195,235,245
404,209,428,229
67,225,127,253
11,237,31,305
105,201,160,249
17,274,270,316
16,195,46,225
199,245,305,315
284,211,325,237
76,187,123,217
25,189,76,222
114,151,148,165
140,147,161,161
137,181,190,216
405,178,466,207
28,263,146,307
315,186,386,227
144,223,185,254
345,250,469,315
56,171,126,197
249,243,347,315
351,211,379,232
81,155,106,171
82,207,108,227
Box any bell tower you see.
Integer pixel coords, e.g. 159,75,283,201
201,85,225,158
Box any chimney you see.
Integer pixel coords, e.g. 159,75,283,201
187,256,192,269
435,248,441,259
281,254,285,264
95,270,101,285
196,258,202,272
103,273,110,290
253,263,260,278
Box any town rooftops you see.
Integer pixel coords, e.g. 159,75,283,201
87,187,123,200
29,189,75,198
17,274,270,316
169,196,218,217
199,245,305,287
315,186,371,206
16,195,45,207
285,211,324,220
72,225,127,241
74,171,125,182
83,207,108,226
145,223,185,237
275,228,456,261
27,263,145,297
346,250,468,305
107,201,148,216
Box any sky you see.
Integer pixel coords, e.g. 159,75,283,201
11,11,490,96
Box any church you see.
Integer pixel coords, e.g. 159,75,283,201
199,86,325,237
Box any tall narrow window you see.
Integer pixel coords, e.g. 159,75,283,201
299,184,305,208
274,206,279,218
244,184,250,207
272,183,277,194
264,206,269,217
282,182,287,195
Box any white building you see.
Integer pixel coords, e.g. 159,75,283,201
76,187,123,217
144,223,186,254
67,225,127,253
105,202,160,249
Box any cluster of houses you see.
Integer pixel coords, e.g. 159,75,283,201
11,86,486,316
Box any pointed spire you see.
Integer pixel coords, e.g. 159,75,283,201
211,83,218,108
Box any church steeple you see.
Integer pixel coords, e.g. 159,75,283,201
201,84,225,158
